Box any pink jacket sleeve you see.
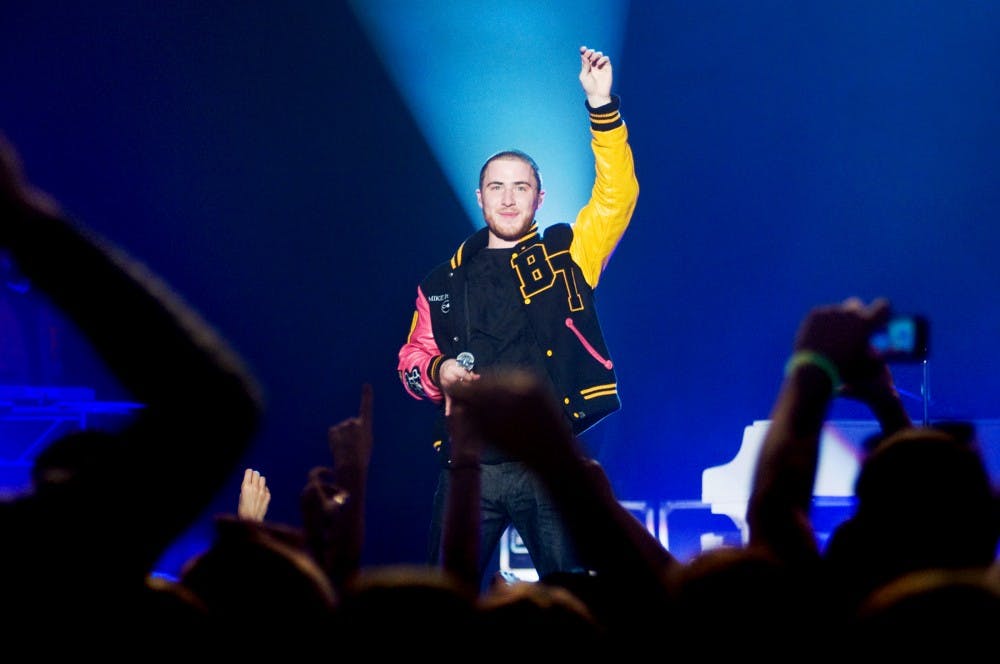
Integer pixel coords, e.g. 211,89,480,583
397,285,445,404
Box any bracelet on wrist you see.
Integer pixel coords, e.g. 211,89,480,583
784,350,842,391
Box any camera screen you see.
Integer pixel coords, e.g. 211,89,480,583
870,315,929,361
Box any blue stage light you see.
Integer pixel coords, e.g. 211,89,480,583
348,0,629,231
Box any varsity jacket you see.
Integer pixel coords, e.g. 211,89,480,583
398,95,639,443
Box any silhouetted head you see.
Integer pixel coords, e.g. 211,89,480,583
825,424,999,608
850,568,1000,657
179,516,336,639
666,545,823,656
334,565,480,657
479,576,606,654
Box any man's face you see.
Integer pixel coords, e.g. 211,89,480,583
476,157,544,245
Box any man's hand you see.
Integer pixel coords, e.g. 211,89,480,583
439,357,479,416
794,296,892,385
304,383,375,587
579,45,613,108
328,382,374,470
439,357,478,390
301,466,350,518
237,467,271,522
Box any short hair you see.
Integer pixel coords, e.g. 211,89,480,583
478,149,542,191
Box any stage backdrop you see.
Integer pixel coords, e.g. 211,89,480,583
1,1,997,574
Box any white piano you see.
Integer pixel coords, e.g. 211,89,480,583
701,419,883,546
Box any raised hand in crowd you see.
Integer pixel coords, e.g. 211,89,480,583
746,296,999,655
301,382,374,589
747,296,892,566
438,395,485,594
1,132,263,648
237,468,271,522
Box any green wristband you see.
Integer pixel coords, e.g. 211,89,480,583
785,350,842,391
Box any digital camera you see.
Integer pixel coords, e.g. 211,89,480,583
870,314,929,362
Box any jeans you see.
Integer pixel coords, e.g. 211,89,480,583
427,460,584,584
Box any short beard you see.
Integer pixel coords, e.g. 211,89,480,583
487,218,533,242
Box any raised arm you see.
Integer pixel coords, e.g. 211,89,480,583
300,383,374,589
570,46,639,288
839,363,914,442
747,297,891,565
438,397,484,595
1,132,263,566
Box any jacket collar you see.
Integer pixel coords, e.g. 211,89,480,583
450,222,540,269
